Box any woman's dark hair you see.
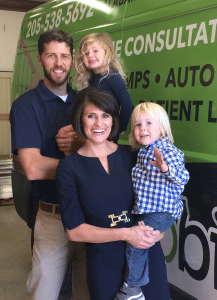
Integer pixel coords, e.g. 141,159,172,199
38,29,73,56
70,87,119,141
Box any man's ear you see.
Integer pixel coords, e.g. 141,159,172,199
37,54,42,67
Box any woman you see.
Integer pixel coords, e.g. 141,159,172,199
56,87,170,300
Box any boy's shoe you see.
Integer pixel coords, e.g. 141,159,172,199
114,283,145,300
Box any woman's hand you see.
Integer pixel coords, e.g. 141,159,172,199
66,222,164,247
124,224,156,249
138,221,165,243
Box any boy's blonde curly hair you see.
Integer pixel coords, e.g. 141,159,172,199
129,102,174,149
74,32,126,90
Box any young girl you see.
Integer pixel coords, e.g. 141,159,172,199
74,32,133,139
115,102,190,300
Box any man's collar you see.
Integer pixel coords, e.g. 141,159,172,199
35,80,74,103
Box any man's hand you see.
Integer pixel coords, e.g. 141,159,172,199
55,125,84,156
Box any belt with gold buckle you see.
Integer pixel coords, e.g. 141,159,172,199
108,211,130,227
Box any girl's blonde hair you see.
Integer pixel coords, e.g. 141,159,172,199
74,32,126,90
129,102,174,149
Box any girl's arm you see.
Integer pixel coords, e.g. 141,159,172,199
66,222,162,249
103,72,133,132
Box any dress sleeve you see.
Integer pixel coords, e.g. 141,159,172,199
56,157,86,230
104,73,133,132
163,149,190,186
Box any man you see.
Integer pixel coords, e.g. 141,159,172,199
10,29,82,300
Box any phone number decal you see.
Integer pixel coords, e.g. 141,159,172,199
26,3,93,38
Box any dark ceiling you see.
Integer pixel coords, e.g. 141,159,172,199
0,0,49,12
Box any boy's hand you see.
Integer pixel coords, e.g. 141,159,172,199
149,148,169,173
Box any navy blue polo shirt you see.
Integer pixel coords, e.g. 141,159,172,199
10,80,75,204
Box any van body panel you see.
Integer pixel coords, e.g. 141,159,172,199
12,1,217,299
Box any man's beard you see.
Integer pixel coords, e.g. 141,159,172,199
43,64,71,87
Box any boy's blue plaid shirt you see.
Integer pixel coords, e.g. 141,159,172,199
131,137,190,219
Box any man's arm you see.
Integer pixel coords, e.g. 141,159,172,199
17,148,59,181
17,125,84,181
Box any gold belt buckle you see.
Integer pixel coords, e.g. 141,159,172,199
108,211,130,227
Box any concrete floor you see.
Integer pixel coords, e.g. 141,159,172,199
0,205,90,300
0,205,31,300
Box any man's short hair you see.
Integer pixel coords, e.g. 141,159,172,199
70,87,119,141
38,29,73,56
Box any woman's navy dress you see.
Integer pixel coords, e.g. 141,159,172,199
56,145,170,300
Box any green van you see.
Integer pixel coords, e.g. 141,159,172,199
12,0,217,299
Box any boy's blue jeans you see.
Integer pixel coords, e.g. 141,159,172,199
125,212,175,286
